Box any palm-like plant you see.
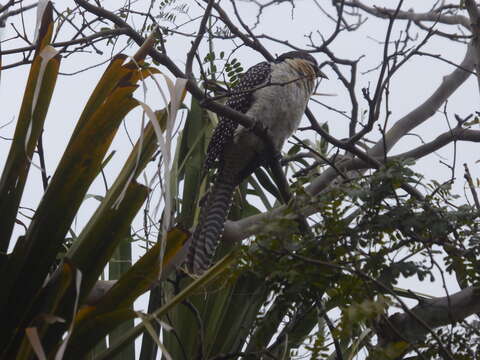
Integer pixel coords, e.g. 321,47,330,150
0,4,192,359
0,4,293,359
5,2,478,360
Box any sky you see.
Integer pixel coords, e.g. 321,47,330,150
1,0,479,358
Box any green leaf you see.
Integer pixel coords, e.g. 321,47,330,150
0,2,59,251
108,232,134,360
61,228,188,360
15,261,75,360
0,62,145,351
177,98,208,228
94,252,236,360
254,168,282,201
67,110,167,300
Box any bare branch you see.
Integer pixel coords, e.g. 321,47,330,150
339,0,470,29
223,126,480,246
211,1,274,61
0,2,37,27
379,286,480,343
464,0,480,93
464,162,480,210
72,0,262,132
368,42,476,158
0,28,129,55
185,0,214,78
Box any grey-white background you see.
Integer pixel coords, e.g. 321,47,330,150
1,0,478,356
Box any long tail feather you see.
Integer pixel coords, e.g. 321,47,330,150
186,178,236,274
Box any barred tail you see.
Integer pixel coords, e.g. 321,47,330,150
186,178,236,274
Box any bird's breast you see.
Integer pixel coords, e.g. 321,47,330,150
244,61,313,149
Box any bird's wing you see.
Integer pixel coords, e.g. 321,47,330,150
204,61,272,170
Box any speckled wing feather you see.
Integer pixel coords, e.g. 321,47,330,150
187,52,321,274
204,61,272,170
187,61,272,274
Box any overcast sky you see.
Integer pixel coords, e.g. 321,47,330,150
1,1,479,357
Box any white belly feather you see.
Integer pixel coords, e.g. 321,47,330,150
236,61,314,150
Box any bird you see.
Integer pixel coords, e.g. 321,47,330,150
186,51,327,274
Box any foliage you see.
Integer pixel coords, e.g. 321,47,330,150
2,1,480,360
0,4,194,359
238,162,480,357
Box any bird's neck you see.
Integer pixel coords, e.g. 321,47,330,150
284,58,317,94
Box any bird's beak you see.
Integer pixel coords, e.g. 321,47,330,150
316,68,328,79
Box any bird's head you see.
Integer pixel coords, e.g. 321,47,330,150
276,51,327,79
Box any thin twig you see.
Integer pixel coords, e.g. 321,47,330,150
463,163,480,210
185,0,214,78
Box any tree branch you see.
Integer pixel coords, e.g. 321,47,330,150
464,0,480,93
0,28,129,55
222,126,480,246
185,0,214,78
379,286,480,344
307,42,476,196
73,0,264,132
339,0,471,29
0,2,37,27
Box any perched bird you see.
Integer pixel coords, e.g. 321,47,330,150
186,51,327,274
